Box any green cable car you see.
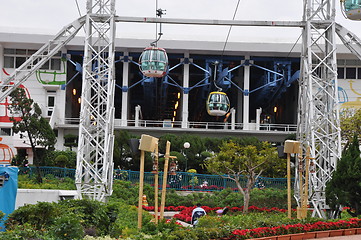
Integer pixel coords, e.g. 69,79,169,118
341,0,361,20
206,91,230,116
139,46,168,78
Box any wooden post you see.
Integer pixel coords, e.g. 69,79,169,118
287,152,292,218
160,141,170,220
137,150,145,229
154,142,159,224
302,146,311,218
297,146,303,219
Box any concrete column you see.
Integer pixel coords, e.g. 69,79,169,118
256,108,262,130
243,56,251,130
121,52,129,127
231,108,236,130
181,52,190,129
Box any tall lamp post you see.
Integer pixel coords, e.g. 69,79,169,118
183,142,190,171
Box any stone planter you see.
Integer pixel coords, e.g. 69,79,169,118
344,228,357,235
276,235,291,240
287,233,304,240
302,232,316,239
329,229,344,237
315,231,330,238
246,237,277,240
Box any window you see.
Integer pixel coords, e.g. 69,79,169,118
337,68,345,79
3,48,62,71
346,68,357,79
0,128,12,136
46,92,56,117
337,59,361,80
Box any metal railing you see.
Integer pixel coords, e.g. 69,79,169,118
19,166,290,191
63,118,297,132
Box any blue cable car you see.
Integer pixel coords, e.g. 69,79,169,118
342,0,361,20
139,46,168,78
206,91,230,116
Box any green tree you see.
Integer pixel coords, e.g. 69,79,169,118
326,134,361,217
340,108,361,148
9,87,56,183
204,140,279,213
64,134,78,151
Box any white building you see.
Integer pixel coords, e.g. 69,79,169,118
0,28,360,164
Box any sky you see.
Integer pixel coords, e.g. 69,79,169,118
0,0,360,45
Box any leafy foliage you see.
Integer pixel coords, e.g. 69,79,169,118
340,108,361,146
64,134,78,151
9,88,56,150
204,140,280,213
9,87,56,182
326,134,361,217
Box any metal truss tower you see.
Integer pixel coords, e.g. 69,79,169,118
297,0,342,218
75,0,116,201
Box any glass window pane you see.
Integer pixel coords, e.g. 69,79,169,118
4,56,14,68
28,50,37,55
337,68,345,79
346,67,356,79
0,128,11,136
15,57,26,68
51,58,61,70
41,60,50,70
4,48,15,54
15,49,26,55
358,68,361,79
48,96,55,107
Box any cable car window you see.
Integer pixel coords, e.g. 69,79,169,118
345,0,361,11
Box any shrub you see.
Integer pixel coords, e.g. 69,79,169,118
108,201,152,238
57,199,110,235
49,213,84,240
6,201,62,230
54,154,69,168
0,222,53,239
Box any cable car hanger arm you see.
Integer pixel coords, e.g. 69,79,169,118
248,77,285,95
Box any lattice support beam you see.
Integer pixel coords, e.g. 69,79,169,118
75,0,116,202
297,0,342,218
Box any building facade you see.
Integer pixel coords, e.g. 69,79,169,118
0,32,360,164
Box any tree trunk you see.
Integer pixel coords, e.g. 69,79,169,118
243,190,250,213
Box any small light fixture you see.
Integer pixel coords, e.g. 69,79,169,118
72,88,77,95
274,106,277,113
78,97,81,104
177,92,181,99
175,101,179,109
173,111,176,117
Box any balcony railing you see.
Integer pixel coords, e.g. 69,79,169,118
62,118,297,132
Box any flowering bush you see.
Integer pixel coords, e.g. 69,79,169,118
231,218,361,239
148,205,290,224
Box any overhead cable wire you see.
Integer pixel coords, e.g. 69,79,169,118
221,0,242,58
75,0,82,16
287,33,302,58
